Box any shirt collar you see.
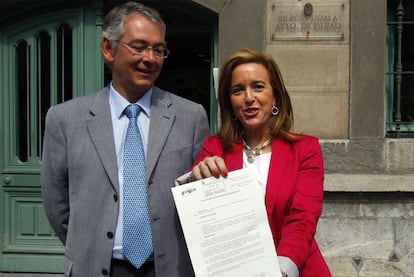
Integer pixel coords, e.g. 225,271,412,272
109,82,152,119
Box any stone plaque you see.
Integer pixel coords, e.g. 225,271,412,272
270,2,345,40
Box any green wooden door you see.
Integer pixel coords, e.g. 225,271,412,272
0,0,217,273
0,5,103,273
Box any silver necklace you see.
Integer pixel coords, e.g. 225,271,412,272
242,138,272,163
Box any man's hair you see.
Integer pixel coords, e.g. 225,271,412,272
102,1,166,44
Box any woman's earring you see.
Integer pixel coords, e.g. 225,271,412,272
232,113,238,121
271,106,279,116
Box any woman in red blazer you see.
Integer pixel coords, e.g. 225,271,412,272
188,48,331,276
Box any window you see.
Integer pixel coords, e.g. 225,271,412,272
386,0,414,137
56,24,73,103
37,31,51,157
15,40,30,162
14,23,73,162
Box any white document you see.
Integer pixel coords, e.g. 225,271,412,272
172,168,281,277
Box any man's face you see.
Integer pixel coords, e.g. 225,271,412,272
105,13,165,100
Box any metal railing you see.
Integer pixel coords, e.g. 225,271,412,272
386,0,414,138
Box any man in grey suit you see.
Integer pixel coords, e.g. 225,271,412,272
41,2,209,276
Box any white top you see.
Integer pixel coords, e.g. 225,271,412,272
243,151,271,195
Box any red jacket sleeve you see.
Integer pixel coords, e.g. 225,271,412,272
270,136,324,270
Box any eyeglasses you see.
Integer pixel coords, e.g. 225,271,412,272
115,40,170,58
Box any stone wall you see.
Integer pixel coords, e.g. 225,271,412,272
319,138,414,276
317,191,414,277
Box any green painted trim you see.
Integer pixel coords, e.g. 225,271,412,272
209,19,219,134
2,254,64,273
3,187,64,251
0,31,6,274
83,6,104,93
1,4,103,273
3,9,85,172
2,174,41,187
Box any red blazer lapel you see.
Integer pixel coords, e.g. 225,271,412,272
226,142,244,171
265,137,290,218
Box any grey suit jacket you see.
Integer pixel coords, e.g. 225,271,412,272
41,86,210,276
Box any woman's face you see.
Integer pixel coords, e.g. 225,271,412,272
230,62,276,136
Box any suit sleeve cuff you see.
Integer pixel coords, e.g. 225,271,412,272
278,256,299,277
174,172,193,186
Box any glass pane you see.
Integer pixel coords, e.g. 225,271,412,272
386,0,414,136
401,74,414,122
16,40,30,162
37,31,51,157
401,1,414,122
57,23,73,103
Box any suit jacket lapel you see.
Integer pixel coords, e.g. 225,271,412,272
147,87,175,181
86,87,119,192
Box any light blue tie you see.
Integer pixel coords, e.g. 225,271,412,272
123,104,153,268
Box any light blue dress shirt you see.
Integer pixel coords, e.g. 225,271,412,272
108,83,152,260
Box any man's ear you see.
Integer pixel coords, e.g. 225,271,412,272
102,37,115,63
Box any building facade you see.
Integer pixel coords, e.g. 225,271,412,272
0,0,413,276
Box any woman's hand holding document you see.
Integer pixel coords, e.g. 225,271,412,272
172,168,282,277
